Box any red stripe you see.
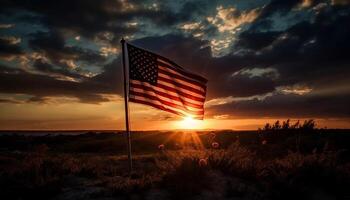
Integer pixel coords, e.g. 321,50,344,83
129,98,187,117
130,84,204,108
129,91,204,115
157,76,206,95
156,59,207,84
130,81,205,101
158,67,206,90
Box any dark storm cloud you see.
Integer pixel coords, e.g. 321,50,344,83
29,30,106,66
207,92,350,118
1,0,137,39
258,0,301,19
0,37,23,58
147,1,207,26
0,64,115,104
204,1,350,118
91,57,123,95
32,59,85,80
1,0,203,42
234,3,350,86
235,31,281,51
244,0,301,32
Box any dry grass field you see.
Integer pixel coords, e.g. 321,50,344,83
0,126,350,200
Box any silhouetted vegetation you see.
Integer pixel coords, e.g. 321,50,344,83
261,119,316,131
0,129,349,200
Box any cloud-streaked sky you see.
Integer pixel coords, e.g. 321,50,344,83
1,0,350,130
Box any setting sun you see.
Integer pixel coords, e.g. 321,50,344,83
176,117,205,130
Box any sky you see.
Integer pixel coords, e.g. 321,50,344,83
0,0,350,130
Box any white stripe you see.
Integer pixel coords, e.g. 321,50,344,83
130,87,204,111
130,79,206,99
158,72,206,92
129,95,200,118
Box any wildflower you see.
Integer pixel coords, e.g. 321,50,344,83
175,143,181,149
199,158,208,167
211,142,220,149
158,144,165,150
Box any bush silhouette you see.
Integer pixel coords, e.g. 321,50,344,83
262,119,316,131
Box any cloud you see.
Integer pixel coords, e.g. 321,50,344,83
0,98,23,104
0,63,117,104
30,30,104,61
204,5,261,56
0,24,15,29
203,2,350,119
332,0,350,5
0,36,21,45
210,38,234,54
210,6,260,32
1,0,137,40
180,22,203,31
0,36,23,60
100,46,119,57
32,59,83,81
1,0,204,45
205,92,273,108
59,59,77,70
207,92,350,119
233,4,350,86
277,85,312,95
258,0,302,19
299,0,313,8
232,67,279,80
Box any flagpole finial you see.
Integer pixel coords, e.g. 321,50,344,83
121,37,125,44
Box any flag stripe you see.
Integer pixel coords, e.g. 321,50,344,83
129,91,204,115
130,85,204,107
158,68,206,90
130,81,205,102
158,73,205,93
158,65,206,87
157,77,206,95
130,79,205,99
130,87,203,109
157,59,207,84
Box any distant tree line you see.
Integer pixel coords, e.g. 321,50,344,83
260,119,316,131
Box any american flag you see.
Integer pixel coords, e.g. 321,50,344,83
126,43,207,120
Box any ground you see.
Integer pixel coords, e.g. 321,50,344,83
0,130,349,200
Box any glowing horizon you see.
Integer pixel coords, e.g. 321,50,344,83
1,100,349,131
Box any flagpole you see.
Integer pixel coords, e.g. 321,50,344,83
121,38,132,174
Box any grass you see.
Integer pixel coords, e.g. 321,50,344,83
0,130,349,199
